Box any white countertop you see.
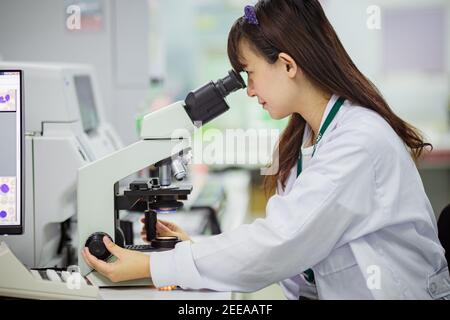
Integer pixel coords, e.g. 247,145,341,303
99,286,231,300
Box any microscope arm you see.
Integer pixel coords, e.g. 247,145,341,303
77,101,194,276
77,70,245,282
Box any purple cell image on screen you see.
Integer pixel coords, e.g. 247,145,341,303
0,94,10,103
0,184,9,193
0,211,7,219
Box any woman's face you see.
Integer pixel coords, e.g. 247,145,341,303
239,40,298,120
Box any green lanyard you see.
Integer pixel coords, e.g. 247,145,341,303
296,96,345,285
297,97,345,177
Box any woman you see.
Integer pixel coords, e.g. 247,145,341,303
83,0,450,299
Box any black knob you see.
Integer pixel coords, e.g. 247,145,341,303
85,232,113,261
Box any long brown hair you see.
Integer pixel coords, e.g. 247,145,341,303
227,0,431,196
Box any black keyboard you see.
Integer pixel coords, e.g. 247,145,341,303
125,244,154,251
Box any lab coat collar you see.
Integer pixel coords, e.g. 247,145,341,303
319,94,340,130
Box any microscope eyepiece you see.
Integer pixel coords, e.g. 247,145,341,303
216,70,246,98
184,69,246,126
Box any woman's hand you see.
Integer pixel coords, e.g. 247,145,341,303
140,217,191,242
82,236,150,283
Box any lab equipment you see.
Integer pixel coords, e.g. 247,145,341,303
77,70,245,287
0,62,123,268
0,242,99,300
0,70,23,235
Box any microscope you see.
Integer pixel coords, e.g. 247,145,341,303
77,70,246,287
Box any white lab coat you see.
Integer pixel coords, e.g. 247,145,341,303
150,95,450,299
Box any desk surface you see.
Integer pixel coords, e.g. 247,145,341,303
100,287,232,300
98,235,233,300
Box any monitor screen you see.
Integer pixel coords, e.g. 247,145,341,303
74,75,100,134
0,70,23,235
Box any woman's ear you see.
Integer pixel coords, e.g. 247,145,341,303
278,53,297,78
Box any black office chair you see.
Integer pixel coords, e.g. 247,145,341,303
437,204,450,267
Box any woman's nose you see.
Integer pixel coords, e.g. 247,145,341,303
247,84,256,97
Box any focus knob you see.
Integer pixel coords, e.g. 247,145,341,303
85,232,113,261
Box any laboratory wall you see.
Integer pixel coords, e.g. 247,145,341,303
324,0,450,217
0,0,149,145
0,0,448,217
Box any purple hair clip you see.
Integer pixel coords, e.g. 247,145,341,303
244,5,259,25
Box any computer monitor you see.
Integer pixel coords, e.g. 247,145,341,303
74,75,100,135
0,70,24,235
